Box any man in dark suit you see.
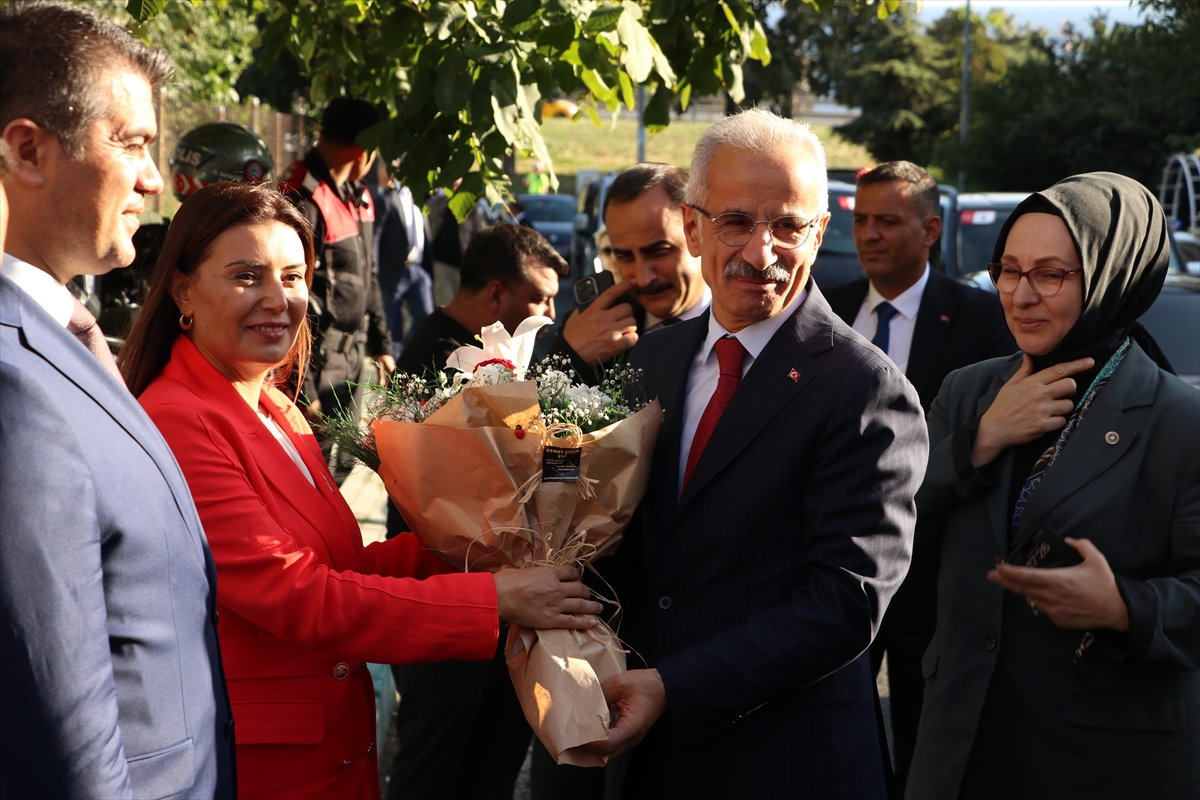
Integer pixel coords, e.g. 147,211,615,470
824,160,1016,790
0,3,234,796
586,109,928,798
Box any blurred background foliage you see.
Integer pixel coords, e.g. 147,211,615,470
112,0,1198,203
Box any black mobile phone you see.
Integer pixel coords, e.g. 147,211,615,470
1010,528,1083,570
573,270,615,311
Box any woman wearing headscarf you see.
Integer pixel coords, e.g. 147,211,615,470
905,173,1199,799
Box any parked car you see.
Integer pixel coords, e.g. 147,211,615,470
517,193,575,259
810,180,863,289
943,191,1199,387
570,170,619,281
542,98,580,119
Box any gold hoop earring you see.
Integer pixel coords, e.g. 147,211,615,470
179,314,194,331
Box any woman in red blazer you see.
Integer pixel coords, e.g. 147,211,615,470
120,183,600,799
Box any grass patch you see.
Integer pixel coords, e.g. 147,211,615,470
516,117,874,189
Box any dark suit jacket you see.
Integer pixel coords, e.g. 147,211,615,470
824,269,1016,412
0,275,235,799
908,346,1200,799
609,282,928,798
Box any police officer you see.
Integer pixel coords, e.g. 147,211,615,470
279,96,394,484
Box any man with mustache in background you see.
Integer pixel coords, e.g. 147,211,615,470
552,163,710,385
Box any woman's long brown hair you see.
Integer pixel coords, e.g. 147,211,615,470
120,182,316,397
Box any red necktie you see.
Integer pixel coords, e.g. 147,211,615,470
68,297,125,386
682,336,746,491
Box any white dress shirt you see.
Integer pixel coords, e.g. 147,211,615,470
1,253,74,327
257,411,316,488
850,264,929,374
678,287,807,496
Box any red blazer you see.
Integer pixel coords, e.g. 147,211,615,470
140,336,498,799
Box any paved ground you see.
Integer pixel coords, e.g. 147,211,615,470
339,467,893,799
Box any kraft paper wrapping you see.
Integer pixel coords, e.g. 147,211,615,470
372,381,661,764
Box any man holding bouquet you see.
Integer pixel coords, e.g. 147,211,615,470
588,109,928,798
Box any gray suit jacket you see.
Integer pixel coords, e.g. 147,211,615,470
0,275,235,798
907,345,1200,799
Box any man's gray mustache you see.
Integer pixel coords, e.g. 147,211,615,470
724,258,791,282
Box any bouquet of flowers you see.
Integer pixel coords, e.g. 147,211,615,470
323,317,661,766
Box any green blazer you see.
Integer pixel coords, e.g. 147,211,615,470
907,344,1200,800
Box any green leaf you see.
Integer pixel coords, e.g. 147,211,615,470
381,8,420,56
584,102,603,127
749,19,770,66
356,118,390,152
679,81,692,111
615,3,654,83
643,82,672,133
580,68,617,105
553,60,579,94
341,23,364,65
125,0,169,23
448,172,485,221
425,3,467,41
440,142,476,185
435,49,473,115
577,38,602,71
617,69,635,110
725,59,744,104
583,4,624,33
464,42,510,65
491,96,519,143
536,20,575,53
502,0,542,28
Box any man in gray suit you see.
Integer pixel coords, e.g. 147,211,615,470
0,3,234,797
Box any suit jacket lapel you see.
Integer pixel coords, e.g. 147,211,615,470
165,338,360,570
906,271,956,402
2,278,210,566
977,355,1022,555
675,288,833,514
1015,345,1156,543
648,316,709,530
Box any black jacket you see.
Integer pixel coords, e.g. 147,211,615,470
824,269,1017,412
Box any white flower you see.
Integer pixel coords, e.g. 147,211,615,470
446,316,552,381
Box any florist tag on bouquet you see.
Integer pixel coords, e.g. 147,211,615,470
542,445,582,482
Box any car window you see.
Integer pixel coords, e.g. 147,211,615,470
958,207,1017,274
822,190,856,255
522,197,576,222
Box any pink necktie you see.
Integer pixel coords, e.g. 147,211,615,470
68,297,125,386
682,336,746,491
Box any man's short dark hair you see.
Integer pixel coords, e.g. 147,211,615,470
319,96,381,145
603,162,688,222
0,139,14,180
857,161,940,219
460,224,567,291
0,1,173,160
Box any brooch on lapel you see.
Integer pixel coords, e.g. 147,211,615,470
940,314,950,322
788,368,800,382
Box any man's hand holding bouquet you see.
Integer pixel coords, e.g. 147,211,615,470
322,316,660,766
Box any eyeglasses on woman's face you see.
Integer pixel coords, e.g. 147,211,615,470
686,203,818,250
988,262,1083,297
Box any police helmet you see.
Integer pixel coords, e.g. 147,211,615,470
169,122,274,201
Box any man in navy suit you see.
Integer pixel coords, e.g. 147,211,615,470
586,109,928,798
824,161,1016,791
0,3,234,797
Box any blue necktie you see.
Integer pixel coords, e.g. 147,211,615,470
871,301,899,355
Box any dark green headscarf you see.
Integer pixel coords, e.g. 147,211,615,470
991,171,1174,373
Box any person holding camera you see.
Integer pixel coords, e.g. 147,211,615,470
551,163,710,385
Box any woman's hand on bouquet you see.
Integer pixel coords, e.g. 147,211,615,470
972,355,1093,467
988,537,1130,631
584,669,667,758
493,565,602,630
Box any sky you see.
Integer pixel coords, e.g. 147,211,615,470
916,0,1150,36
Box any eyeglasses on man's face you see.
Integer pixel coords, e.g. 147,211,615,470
987,262,1083,297
686,203,818,250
